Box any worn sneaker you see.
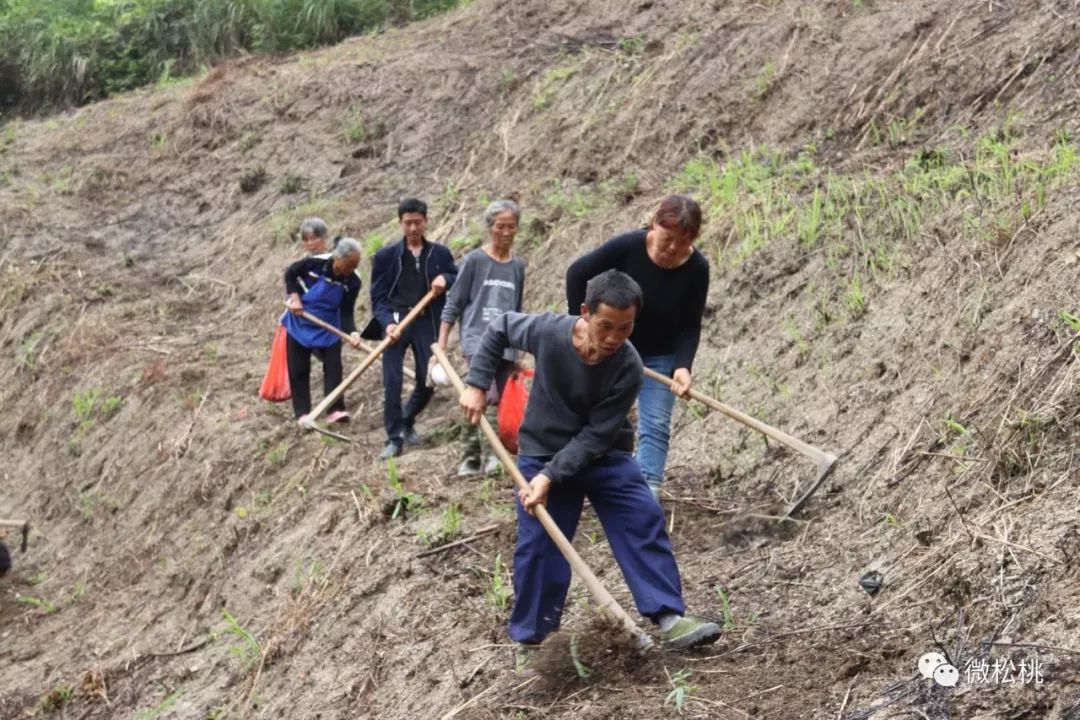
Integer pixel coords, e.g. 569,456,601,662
297,414,312,428
514,644,539,677
378,441,403,460
326,410,350,424
660,614,722,650
483,453,502,475
457,457,482,476
403,426,424,446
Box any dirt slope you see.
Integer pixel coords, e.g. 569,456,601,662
1,1,1078,718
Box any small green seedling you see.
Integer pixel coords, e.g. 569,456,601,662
665,668,697,712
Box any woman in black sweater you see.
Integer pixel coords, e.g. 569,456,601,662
565,195,709,500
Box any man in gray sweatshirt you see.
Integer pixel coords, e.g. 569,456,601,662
439,200,526,476
461,269,720,670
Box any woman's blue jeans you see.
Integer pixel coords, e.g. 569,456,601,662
636,354,678,495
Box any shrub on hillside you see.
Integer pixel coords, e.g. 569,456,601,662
0,0,462,113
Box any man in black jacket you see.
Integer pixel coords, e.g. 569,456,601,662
369,198,458,459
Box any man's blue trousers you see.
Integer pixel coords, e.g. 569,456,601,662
508,453,685,644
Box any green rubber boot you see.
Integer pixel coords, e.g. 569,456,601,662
514,644,539,677
660,614,722,650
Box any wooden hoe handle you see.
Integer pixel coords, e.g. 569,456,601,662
432,343,653,649
294,310,415,381
305,290,437,424
296,309,353,344
641,368,838,517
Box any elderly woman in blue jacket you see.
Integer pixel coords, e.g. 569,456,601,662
368,198,458,459
283,238,363,426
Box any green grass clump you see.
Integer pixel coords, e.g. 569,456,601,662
671,126,1078,271
0,0,468,113
485,552,511,612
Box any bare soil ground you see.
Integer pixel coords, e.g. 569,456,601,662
1,1,1078,718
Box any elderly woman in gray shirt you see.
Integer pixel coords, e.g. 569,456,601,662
437,200,527,475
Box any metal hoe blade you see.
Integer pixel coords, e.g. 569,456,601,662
300,420,355,443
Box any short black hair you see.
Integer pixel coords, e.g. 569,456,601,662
397,198,428,219
584,269,644,314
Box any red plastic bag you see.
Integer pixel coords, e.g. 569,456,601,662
497,369,533,454
259,324,291,402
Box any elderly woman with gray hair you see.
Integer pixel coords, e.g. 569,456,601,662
438,200,526,475
283,238,363,425
298,217,332,256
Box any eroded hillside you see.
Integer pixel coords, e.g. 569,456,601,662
1,1,1078,718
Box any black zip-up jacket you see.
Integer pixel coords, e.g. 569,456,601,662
367,237,458,337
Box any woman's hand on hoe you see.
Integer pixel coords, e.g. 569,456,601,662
671,368,693,398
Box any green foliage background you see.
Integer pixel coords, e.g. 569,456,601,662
0,0,461,112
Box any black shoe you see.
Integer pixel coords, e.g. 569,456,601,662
457,457,482,476
379,441,403,460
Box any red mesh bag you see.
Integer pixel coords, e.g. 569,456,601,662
259,324,292,402
497,369,533,454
